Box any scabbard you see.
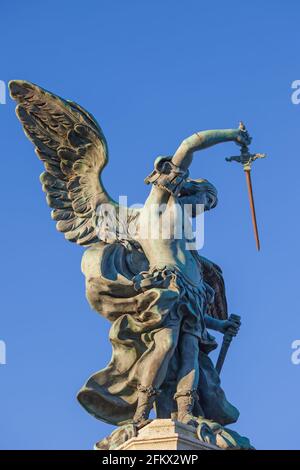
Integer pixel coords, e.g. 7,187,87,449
215,334,233,374
215,313,241,375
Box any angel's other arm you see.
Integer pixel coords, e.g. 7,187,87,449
171,128,240,171
204,314,224,332
204,314,241,335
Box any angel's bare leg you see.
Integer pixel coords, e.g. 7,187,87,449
138,328,179,388
133,327,179,424
174,333,201,427
176,333,199,391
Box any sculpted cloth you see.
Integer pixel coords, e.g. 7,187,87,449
8,80,239,428
77,242,239,426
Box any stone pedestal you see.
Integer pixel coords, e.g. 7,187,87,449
95,419,252,450
115,419,218,451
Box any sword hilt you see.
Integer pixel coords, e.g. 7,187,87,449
226,146,266,171
226,123,266,170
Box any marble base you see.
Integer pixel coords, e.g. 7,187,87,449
96,419,219,451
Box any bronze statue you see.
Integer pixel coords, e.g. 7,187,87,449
10,80,254,449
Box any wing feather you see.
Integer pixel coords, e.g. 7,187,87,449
193,252,228,320
10,80,118,246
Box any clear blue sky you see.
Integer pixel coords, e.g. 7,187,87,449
0,0,299,450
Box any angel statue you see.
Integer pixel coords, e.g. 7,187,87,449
10,80,253,450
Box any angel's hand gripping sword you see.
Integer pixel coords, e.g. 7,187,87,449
226,123,266,251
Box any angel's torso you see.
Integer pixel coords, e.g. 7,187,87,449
135,188,202,285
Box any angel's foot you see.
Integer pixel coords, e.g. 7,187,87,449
177,412,200,428
132,385,160,427
133,418,152,430
175,389,200,428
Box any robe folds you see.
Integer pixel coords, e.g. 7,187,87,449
77,242,239,426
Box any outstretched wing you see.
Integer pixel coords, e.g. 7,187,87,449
10,80,136,246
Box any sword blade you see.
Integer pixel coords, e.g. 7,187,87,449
244,169,260,251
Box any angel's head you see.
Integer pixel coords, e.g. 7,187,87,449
179,178,218,217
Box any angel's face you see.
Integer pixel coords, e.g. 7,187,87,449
179,180,217,217
179,192,211,217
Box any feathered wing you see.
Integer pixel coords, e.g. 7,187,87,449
9,80,138,246
193,252,228,320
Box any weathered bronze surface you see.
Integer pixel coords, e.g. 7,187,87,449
10,80,254,449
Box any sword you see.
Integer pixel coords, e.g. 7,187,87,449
226,122,266,251
215,313,241,375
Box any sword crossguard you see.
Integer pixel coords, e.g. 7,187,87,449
226,145,266,171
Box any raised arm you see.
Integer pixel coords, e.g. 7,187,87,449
172,125,251,170
144,123,251,206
